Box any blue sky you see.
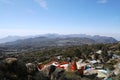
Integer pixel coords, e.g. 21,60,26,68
0,0,120,40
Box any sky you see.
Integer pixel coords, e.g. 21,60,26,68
0,0,120,40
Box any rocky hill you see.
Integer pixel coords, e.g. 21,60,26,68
0,42,120,80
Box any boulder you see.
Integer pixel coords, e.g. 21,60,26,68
0,57,27,80
113,63,120,75
41,65,56,78
51,68,65,80
34,65,56,80
4,58,17,64
26,63,37,74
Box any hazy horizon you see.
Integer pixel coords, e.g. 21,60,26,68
0,33,119,41
0,0,120,40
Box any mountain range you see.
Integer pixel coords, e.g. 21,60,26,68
0,34,117,50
